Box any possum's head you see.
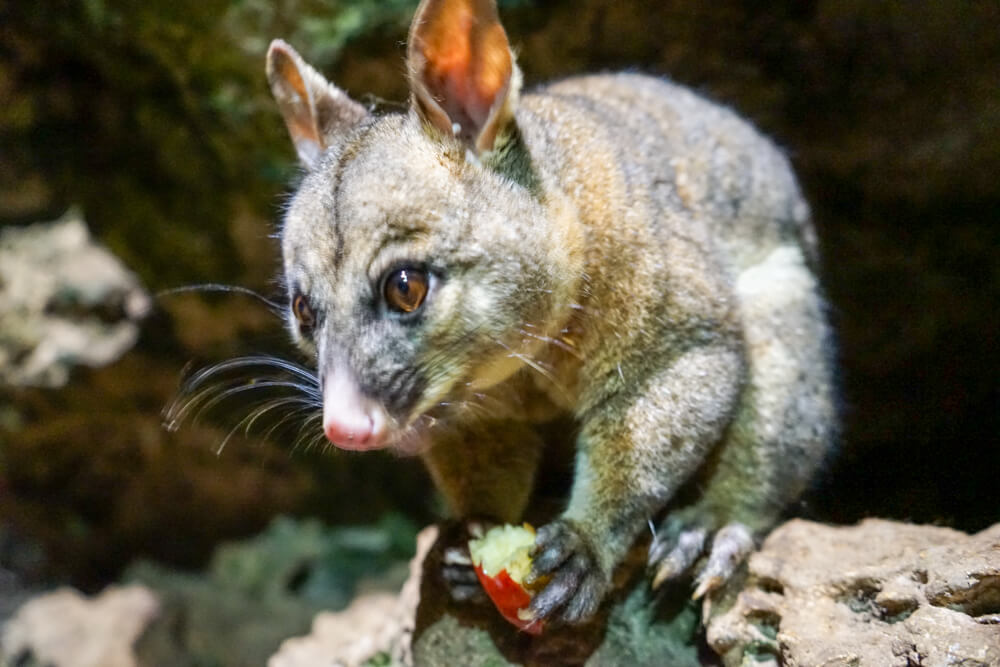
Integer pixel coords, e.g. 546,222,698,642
268,0,580,451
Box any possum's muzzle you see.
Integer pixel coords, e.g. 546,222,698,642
322,370,390,450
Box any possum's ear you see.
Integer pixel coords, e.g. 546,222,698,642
266,39,368,169
407,0,521,154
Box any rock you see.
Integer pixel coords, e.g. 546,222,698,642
0,210,150,387
411,578,703,667
271,523,704,667
268,525,436,667
0,515,421,667
269,518,1000,666
0,525,45,626
409,522,703,667
129,514,418,666
706,519,1000,667
0,585,160,667
268,593,401,667
0,568,32,629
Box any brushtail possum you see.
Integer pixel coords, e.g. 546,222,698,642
266,0,836,624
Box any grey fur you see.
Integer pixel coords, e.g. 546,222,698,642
269,0,836,624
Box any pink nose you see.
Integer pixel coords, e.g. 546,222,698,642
324,413,374,448
322,370,387,451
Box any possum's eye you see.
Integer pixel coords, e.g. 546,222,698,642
292,293,316,330
382,266,429,314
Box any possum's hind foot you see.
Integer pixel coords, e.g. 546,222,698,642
648,516,754,599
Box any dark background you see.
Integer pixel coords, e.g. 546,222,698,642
1,0,997,591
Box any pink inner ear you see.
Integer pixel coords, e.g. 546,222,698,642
429,10,485,128
412,0,511,144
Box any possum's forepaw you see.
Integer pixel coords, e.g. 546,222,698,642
442,545,487,602
522,519,609,624
648,519,754,599
442,520,489,603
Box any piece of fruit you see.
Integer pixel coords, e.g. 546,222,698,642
468,523,544,634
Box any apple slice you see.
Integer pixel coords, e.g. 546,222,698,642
468,523,544,634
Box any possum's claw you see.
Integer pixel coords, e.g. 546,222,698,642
649,519,754,598
441,519,491,604
523,519,608,624
692,523,753,598
650,525,707,588
442,545,486,602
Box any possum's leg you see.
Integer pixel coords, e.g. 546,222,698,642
525,342,746,623
649,245,837,597
421,418,544,601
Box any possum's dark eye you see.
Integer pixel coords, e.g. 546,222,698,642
292,293,316,330
383,267,429,314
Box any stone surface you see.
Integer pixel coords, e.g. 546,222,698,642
129,514,416,666
706,519,1000,667
0,210,150,387
269,519,1000,666
408,520,706,667
267,525,435,667
10,519,995,666
271,523,704,667
0,515,419,667
0,585,160,667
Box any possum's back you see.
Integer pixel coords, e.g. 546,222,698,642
518,73,816,278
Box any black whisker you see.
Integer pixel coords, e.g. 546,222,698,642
156,283,285,315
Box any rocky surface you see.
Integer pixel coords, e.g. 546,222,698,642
707,519,1000,667
3,519,998,666
268,525,435,667
0,516,418,667
0,210,150,387
128,515,416,666
271,519,1000,666
272,523,705,667
0,585,160,667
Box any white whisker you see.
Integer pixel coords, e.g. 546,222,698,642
166,354,323,455
518,327,584,361
493,338,572,403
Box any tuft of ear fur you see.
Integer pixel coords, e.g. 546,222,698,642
407,0,521,154
266,39,369,169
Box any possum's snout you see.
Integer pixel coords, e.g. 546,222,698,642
322,371,389,450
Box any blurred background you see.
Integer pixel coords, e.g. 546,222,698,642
0,0,997,655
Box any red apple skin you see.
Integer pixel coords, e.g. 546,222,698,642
474,565,544,635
